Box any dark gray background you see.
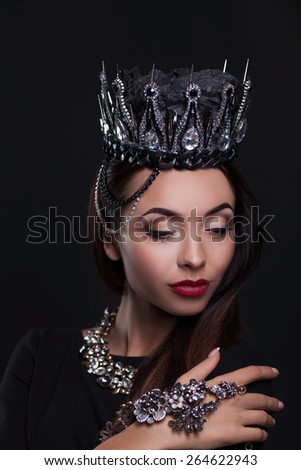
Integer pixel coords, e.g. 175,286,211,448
0,0,300,449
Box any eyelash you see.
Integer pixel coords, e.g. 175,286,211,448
206,227,233,236
147,230,174,240
147,227,233,240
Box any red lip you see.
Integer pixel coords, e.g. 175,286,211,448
168,279,210,298
169,279,209,287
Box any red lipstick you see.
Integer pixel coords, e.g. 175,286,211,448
168,279,209,298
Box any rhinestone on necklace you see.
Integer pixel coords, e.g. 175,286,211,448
80,306,137,395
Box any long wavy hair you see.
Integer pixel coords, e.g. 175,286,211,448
88,157,262,399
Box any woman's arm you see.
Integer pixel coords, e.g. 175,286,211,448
94,350,283,450
0,330,38,449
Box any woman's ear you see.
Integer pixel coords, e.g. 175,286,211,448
102,237,121,261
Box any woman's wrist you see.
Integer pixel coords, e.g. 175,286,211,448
95,421,169,450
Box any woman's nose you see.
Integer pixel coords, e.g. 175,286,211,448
177,234,206,270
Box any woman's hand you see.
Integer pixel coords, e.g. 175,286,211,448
166,348,283,449
95,349,283,450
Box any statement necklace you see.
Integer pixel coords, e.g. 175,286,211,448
80,306,137,395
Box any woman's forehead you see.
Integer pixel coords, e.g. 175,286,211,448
128,168,235,214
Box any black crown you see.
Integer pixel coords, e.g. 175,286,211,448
98,63,251,170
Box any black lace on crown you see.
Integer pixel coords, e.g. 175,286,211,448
97,61,251,170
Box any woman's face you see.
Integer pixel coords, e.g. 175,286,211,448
106,167,236,317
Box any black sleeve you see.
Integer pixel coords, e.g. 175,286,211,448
0,330,40,449
207,340,273,395
206,340,274,450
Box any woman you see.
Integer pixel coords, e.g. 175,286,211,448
0,63,283,450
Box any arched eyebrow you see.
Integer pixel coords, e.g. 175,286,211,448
204,203,234,216
141,208,183,219
140,203,234,219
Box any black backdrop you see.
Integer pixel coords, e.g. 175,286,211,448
0,0,300,450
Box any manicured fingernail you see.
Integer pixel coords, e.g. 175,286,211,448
208,347,220,358
272,367,280,375
278,401,285,410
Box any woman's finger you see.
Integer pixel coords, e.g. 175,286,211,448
237,393,283,412
206,364,279,387
177,348,221,384
242,410,276,428
240,426,269,443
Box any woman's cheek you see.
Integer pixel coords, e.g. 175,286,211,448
212,238,235,272
124,240,175,275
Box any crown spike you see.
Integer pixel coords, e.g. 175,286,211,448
190,64,194,83
151,63,156,83
222,58,228,73
116,62,120,77
129,104,136,128
97,93,102,113
243,58,250,83
97,93,106,129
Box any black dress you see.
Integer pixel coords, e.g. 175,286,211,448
0,328,272,450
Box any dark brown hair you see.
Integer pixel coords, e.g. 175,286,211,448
88,158,262,398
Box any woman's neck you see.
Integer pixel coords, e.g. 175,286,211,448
107,287,178,357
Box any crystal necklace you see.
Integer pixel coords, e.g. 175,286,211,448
80,306,137,395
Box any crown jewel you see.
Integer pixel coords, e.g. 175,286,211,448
98,62,251,170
